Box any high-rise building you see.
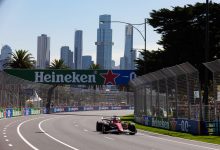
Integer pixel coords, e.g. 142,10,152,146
0,45,12,60
96,14,113,69
120,57,125,70
124,25,134,70
0,45,12,70
60,46,73,68
37,34,50,69
111,60,115,68
74,30,83,69
131,49,137,69
82,55,92,69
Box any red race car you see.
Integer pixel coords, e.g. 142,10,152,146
96,116,137,135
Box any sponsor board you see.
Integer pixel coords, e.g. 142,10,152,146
13,109,22,117
0,109,3,119
111,106,122,110
31,108,41,115
68,107,79,112
6,109,13,118
99,106,110,110
24,108,31,116
84,107,94,111
143,116,201,134
4,69,135,85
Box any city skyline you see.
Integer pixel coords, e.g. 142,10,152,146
0,0,208,65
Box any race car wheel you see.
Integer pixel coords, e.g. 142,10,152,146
96,122,102,131
128,124,137,135
102,124,107,134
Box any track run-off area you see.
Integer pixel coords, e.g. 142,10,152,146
0,110,220,150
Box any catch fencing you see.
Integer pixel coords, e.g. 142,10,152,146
130,62,201,120
204,59,220,121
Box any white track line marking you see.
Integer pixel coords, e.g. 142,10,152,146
144,133,220,150
8,144,13,147
104,136,114,140
17,117,44,150
5,139,9,142
83,129,88,132
39,117,79,150
4,135,7,137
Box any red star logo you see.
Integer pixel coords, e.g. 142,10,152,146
101,70,120,85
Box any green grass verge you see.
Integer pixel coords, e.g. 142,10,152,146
121,114,220,145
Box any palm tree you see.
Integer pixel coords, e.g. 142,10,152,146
89,64,100,105
4,49,35,69
89,63,100,70
50,59,68,69
46,59,67,114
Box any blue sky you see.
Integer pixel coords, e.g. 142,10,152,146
0,0,215,65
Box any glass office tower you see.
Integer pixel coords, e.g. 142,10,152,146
96,14,113,69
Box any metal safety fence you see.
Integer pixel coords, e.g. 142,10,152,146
204,59,220,121
130,62,201,120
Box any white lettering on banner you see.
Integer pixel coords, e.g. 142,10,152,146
56,74,64,82
80,75,87,83
44,74,51,82
99,107,109,110
35,72,44,82
181,120,189,132
84,107,93,111
112,106,121,110
152,118,169,129
72,72,80,82
64,74,72,83
34,72,96,84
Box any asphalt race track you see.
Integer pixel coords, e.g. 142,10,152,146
0,110,220,150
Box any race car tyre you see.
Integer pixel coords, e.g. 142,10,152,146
96,122,102,131
102,124,107,134
128,124,137,135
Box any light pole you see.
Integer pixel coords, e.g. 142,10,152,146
100,19,147,73
203,0,210,121
100,18,147,52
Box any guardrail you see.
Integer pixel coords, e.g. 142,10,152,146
0,106,134,119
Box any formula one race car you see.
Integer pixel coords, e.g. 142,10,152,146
96,116,137,135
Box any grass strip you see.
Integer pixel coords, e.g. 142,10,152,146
121,114,220,145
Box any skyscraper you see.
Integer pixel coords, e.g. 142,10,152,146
0,45,12,70
120,57,125,70
124,25,134,70
60,46,73,68
74,30,83,69
131,49,137,70
96,14,113,69
82,55,92,69
0,45,12,60
37,34,50,69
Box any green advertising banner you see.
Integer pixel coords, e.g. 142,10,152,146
12,108,22,117
4,69,136,85
31,108,41,115
0,109,3,119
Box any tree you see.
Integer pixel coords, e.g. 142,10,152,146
89,63,100,70
136,2,220,84
5,49,35,68
135,49,165,76
46,59,68,114
89,63,100,104
50,59,68,69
